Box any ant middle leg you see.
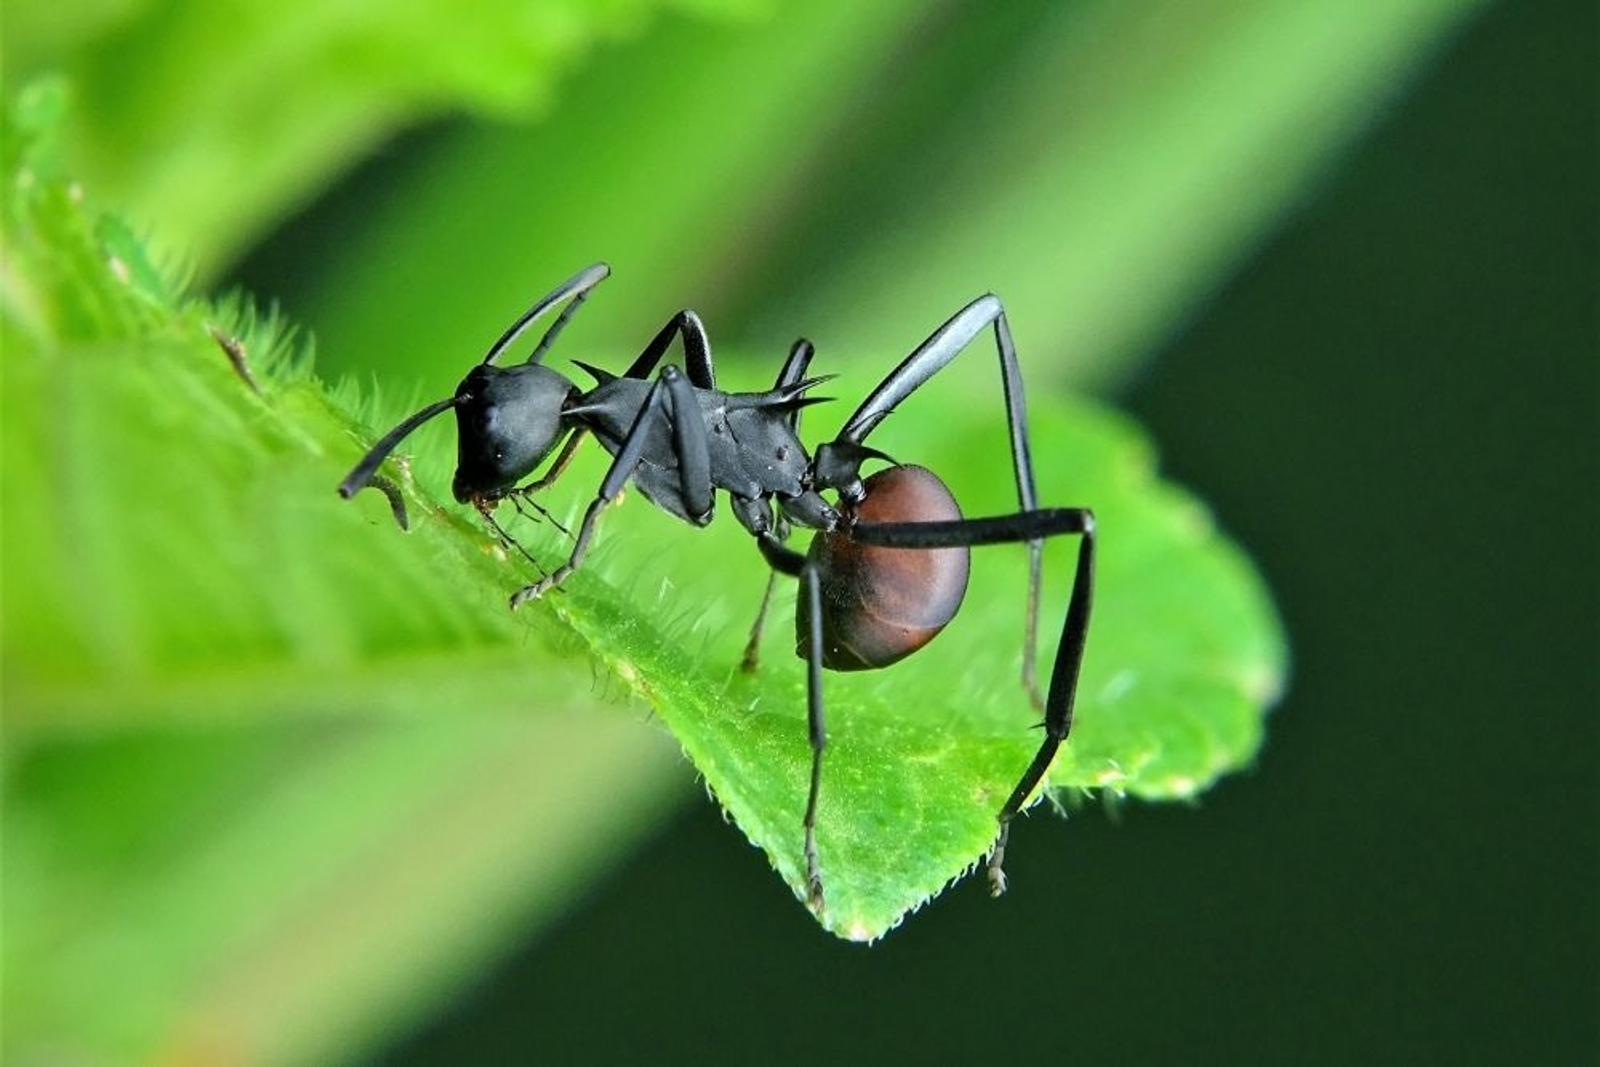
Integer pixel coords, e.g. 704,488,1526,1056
509,365,713,608
727,520,826,903
741,528,826,908
739,339,821,672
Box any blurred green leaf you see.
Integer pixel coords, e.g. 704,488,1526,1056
290,0,931,392
276,0,1485,403
744,0,1490,387
3,716,682,1067
3,84,684,1067
5,83,1282,985
0,0,764,274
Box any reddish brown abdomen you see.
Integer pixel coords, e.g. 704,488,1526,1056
798,465,970,671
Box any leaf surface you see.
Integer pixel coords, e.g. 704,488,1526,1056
5,101,1285,941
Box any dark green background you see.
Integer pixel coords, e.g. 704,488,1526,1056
236,2,1596,1062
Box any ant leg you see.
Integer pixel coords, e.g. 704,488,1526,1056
623,310,717,388
738,338,821,672
732,527,824,903
851,507,1094,895
503,428,589,543
742,570,779,671
829,295,1046,710
484,262,611,367
513,428,588,496
774,338,817,398
509,366,712,608
479,502,551,580
799,561,829,911
740,516,793,672
737,319,815,666
733,525,825,906
741,523,835,909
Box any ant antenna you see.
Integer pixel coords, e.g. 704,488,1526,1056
338,397,458,499
483,262,611,367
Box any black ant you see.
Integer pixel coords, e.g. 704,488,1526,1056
338,264,1094,910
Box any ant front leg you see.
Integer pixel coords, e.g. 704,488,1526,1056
850,506,1095,896
509,366,713,609
499,428,591,540
623,310,718,388
829,296,1048,709
477,497,551,580
501,424,585,521
514,427,587,496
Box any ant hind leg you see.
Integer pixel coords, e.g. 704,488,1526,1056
848,506,1095,896
799,562,829,912
828,297,1047,709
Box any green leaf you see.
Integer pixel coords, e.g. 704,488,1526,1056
0,0,763,274
3,86,686,1067
546,384,1285,938
4,91,1283,962
2,718,685,1067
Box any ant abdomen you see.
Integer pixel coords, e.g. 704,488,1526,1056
799,464,971,670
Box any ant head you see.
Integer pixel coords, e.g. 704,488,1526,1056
450,363,577,504
335,360,578,509
337,263,609,510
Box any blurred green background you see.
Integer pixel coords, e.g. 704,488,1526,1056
3,0,1595,1063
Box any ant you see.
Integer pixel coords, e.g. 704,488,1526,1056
338,263,1094,910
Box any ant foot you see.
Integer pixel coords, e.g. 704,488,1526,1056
804,826,825,913
509,584,543,610
987,818,1012,897
509,567,571,609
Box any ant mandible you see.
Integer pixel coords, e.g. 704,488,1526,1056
337,263,1095,910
